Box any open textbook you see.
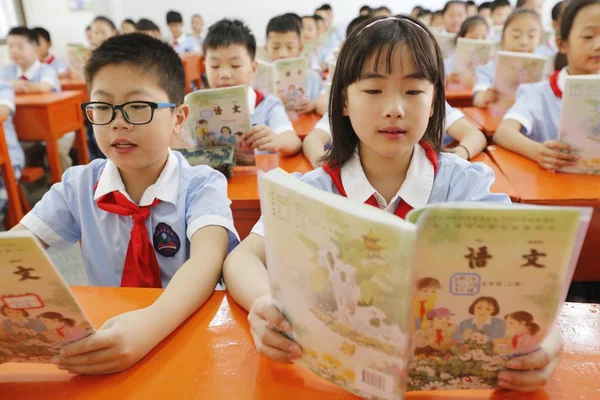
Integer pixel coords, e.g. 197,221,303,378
0,231,94,364
170,85,255,166
491,51,547,114
558,75,600,175
453,38,494,90
433,32,456,59
65,44,90,80
259,168,591,399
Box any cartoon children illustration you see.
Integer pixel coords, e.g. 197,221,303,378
218,126,237,146
426,308,457,351
297,87,307,107
411,277,440,332
454,296,506,344
284,84,298,111
195,119,209,144
504,311,541,353
37,312,88,342
0,305,46,336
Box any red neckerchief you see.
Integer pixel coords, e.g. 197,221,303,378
56,323,66,338
549,70,562,98
19,75,28,81
511,332,525,349
419,300,427,319
322,141,439,219
255,90,265,107
43,54,56,65
94,181,162,288
435,329,444,345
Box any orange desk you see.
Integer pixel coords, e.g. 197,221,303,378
1,287,599,400
471,153,520,202
181,53,202,94
229,154,312,238
445,88,473,108
15,91,90,183
0,117,23,227
59,79,89,102
461,107,505,137
487,145,600,281
292,113,320,140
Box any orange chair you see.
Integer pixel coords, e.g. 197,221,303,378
17,166,45,213
0,117,24,228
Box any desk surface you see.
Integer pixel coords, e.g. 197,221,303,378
487,146,600,204
461,107,504,136
1,287,598,400
15,91,82,106
471,152,520,202
293,113,321,139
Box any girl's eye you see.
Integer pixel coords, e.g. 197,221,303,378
582,36,594,40
210,65,219,69
364,90,381,94
406,90,424,95
231,65,241,69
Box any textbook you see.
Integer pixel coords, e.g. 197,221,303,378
0,231,94,364
557,75,600,175
65,44,90,80
252,60,275,95
171,85,255,166
491,51,547,113
259,168,591,399
433,32,456,59
453,38,494,90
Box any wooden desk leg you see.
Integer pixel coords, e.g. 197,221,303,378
75,123,90,165
46,138,63,183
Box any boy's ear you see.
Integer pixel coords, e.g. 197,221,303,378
251,60,258,74
173,104,190,135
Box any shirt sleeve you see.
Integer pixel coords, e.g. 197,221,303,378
307,70,323,102
502,85,535,135
265,98,294,134
444,103,464,131
185,166,240,252
0,82,16,114
20,167,82,248
41,66,60,91
473,63,493,94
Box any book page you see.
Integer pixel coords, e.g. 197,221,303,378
407,207,583,391
175,85,254,166
0,232,94,364
453,39,493,90
558,75,600,175
433,33,456,59
252,61,275,95
65,44,90,80
260,170,417,400
491,51,547,114
274,57,309,120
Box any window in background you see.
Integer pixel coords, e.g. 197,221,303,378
0,0,26,42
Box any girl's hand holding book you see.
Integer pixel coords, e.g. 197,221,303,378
536,141,578,171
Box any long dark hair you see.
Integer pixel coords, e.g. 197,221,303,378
324,16,446,168
555,0,600,70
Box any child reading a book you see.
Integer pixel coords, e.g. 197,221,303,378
491,0,513,27
264,15,323,114
203,19,301,156
12,33,239,375
494,0,600,170
303,102,487,168
224,15,565,392
473,9,543,108
444,16,490,79
442,1,468,34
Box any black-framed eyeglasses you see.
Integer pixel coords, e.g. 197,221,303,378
80,101,177,125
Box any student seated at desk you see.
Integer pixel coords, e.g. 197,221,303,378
516,0,558,57
441,0,468,34
12,33,239,375
494,0,600,170
2,27,75,171
203,19,301,156
224,17,564,393
0,81,26,219
303,102,487,168
33,27,68,78
473,9,543,108
166,10,201,54
444,16,490,82
490,0,513,37
264,15,323,115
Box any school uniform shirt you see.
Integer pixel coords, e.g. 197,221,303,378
171,34,201,54
20,150,240,287
0,81,25,174
473,59,496,94
315,102,465,147
305,69,324,102
250,144,510,236
247,87,294,134
535,44,557,58
42,54,68,75
0,60,60,91
444,55,457,74
502,67,566,143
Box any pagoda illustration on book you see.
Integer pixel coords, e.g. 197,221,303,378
259,168,591,399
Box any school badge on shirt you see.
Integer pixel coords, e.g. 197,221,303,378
153,223,180,257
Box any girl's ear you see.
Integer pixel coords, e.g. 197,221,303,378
556,35,568,55
342,89,349,116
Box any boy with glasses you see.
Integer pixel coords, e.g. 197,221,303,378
12,33,239,375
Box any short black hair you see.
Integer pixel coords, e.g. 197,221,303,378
359,5,371,14
324,16,445,167
8,27,38,46
466,1,477,6
491,0,512,12
136,18,160,32
122,18,135,26
313,14,325,22
417,9,433,18
552,1,564,21
319,4,332,11
166,10,183,24
282,13,303,29
443,1,467,14
433,10,443,17
84,33,185,104
32,27,51,44
346,15,370,37
203,19,256,61
479,2,493,11
455,15,489,43
93,16,117,31
374,6,392,14
266,15,301,38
